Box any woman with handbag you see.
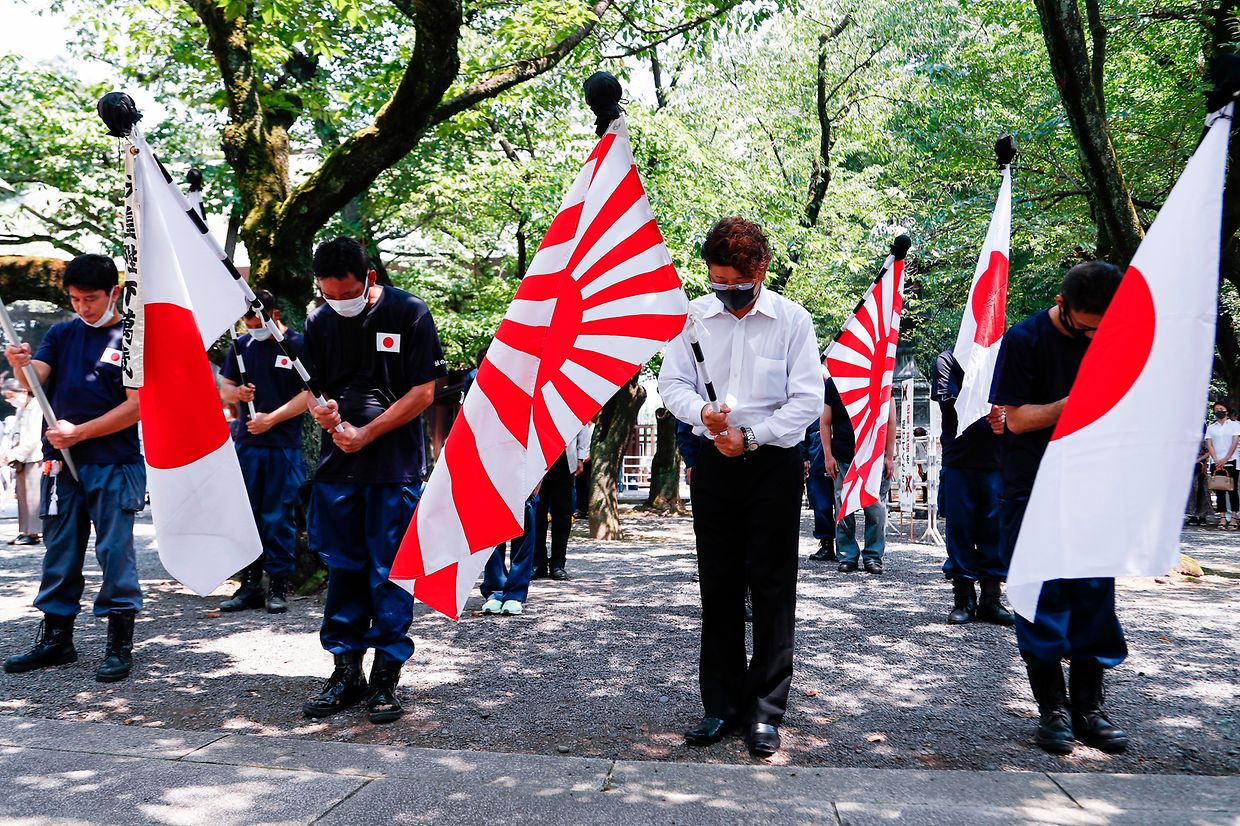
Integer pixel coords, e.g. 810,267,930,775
1206,402,1240,528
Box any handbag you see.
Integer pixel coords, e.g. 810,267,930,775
1208,468,1235,492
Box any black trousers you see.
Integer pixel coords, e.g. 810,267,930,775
574,458,592,514
691,442,803,725
1214,460,1239,514
535,454,574,572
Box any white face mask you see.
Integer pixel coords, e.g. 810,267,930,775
323,276,374,318
83,290,119,328
248,324,273,341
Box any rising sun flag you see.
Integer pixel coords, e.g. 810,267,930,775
390,86,689,620
102,93,262,596
825,236,910,518
1007,102,1234,620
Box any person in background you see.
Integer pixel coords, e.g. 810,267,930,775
2,254,144,683
990,261,1128,756
533,423,592,581
481,492,538,616
300,237,447,725
823,377,896,575
802,419,835,562
658,216,823,758
3,379,43,546
1186,435,1214,527
217,289,309,614
1205,401,1240,528
573,417,596,519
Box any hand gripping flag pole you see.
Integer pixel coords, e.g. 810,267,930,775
0,303,79,481
187,168,258,423
684,313,722,420
97,93,341,433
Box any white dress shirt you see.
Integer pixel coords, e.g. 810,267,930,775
565,422,593,468
658,287,824,449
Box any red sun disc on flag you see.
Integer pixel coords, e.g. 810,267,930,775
971,250,1009,347
1053,266,1155,441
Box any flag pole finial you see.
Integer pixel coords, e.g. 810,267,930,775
891,234,912,262
995,134,1017,168
583,71,623,137
186,168,204,192
97,92,142,138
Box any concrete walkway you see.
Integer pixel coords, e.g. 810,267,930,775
0,716,1234,825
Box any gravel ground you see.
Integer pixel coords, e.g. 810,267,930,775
0,501,1235,775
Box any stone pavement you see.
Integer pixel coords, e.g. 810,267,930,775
0,715,1236,825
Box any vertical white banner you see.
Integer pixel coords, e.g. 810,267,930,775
899,378,915,513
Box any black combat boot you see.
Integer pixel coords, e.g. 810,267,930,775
1026,661,1075,755
976,579,1015,626
220,562,265,612
3,614,77,673
367,655,405,724
96,612,135,683
947,580,976,625
266,576,288,614
808,539,836,562
302,652,368,718
1069,659,1129,753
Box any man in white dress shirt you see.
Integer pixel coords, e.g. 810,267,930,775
658,217,824,757
534,423,593,580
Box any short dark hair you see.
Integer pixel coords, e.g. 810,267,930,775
1215,401,1232,413
313,237,369,282
1061,261,1123,315
63,254,119,293
246,288,278,319
700,217,772,280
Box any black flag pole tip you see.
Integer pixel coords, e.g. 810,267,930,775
891,234,912,261
995,134,1017,168
583,72,623,137
97,92,142,138
186,168,204,191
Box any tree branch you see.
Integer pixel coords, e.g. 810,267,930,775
1084,0,1107,119
434,0,615,124
0,232,86,258
601,1,740,59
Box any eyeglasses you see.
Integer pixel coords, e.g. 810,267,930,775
708,282,757,292
1060,305,1098,336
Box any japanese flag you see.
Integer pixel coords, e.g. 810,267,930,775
952,165,1011,429
1008,105,1233,619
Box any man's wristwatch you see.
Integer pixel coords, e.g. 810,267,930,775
740,426,758,453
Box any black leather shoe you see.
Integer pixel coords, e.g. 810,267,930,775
367,655,405,724
220,562,264,612
864,559,884,575
96,612,135,683
1027,661,1075,755
266,577,289,614
1070,660,1129,753
948,580,976,625
12,534,40,546
532,568,548,581
685,716,731,746
745,723,781,756
303,652,368,718
837,561,858,573
3,614,76,673
550,568,569,581
808,542,836,562
976,579,1015,626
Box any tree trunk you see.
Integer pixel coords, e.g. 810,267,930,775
589,378,646,539
644,408,683,513
1034,0,1144,265
0,257,66,305
1208,0,1240,397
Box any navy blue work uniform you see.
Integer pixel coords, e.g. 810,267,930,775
801,421,835,543
220,329,307,580
32,318,145,619
989,310,1127,667
301,286,446,664
932,351,1003,582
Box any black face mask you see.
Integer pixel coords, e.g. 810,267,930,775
716,284,758,313
1059,302,1093,340
1216,410,1228,421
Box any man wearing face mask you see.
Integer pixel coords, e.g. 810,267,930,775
658,217,823,757
299,237,447,725
989,260,1128,756
2,254,144,683
217,289,309,614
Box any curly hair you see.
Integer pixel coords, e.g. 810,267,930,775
700,217,772,279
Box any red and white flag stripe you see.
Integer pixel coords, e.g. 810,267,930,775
825,244,906,517
1008,105,1233,619
390,115,688,619
952,165,1011,428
